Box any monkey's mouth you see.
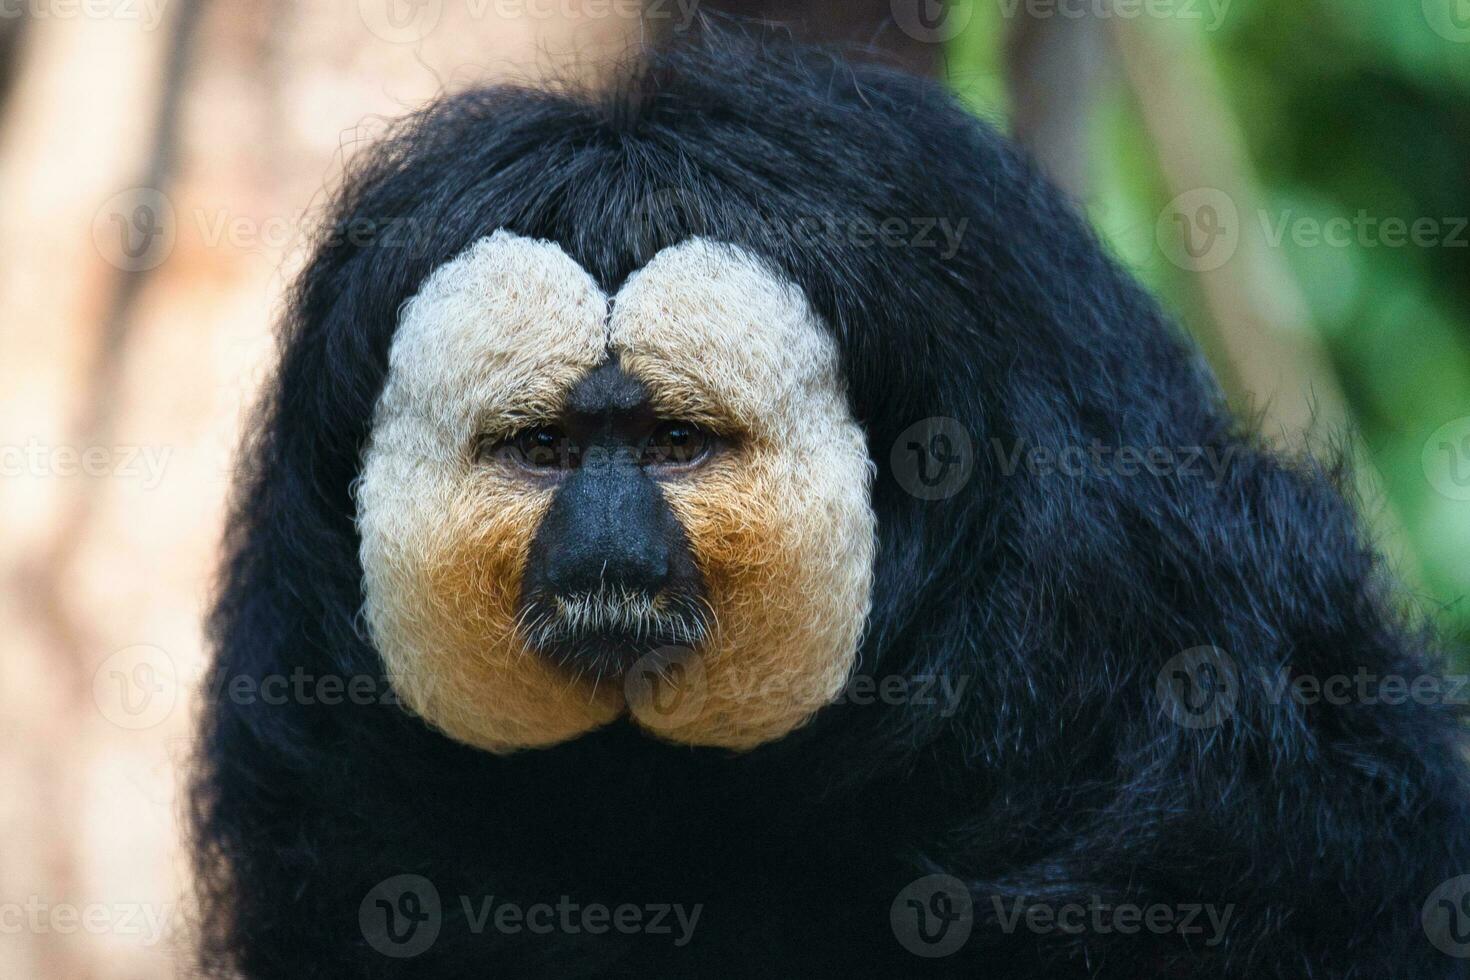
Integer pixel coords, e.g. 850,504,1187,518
516,588,712,675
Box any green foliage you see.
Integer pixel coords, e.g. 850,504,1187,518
947,0,1470,651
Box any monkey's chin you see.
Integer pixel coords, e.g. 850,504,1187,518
394,631,847,756
525,629,702,682
481,631,850,754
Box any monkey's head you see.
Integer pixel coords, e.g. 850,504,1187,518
356,233,875,752
229,28,1154,764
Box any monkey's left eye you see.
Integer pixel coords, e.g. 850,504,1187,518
475,426,573,470
644,421,714,468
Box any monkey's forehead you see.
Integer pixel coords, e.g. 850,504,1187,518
380,230,845,437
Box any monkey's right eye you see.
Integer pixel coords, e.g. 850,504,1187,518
475,426,573,471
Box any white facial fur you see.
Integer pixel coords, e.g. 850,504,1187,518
357,231,875,752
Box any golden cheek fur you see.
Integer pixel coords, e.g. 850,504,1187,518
637,435,875,750
364,484,626,752
610,239,877,749
358,232,876,754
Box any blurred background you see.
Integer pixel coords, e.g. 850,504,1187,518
0,0,1465,975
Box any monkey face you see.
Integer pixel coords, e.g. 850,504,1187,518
356,232,876,752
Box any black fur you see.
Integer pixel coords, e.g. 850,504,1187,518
191,26,1470,978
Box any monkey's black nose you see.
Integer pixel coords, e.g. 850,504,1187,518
527,457,674,597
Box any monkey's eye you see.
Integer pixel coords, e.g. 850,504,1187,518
476,426,573,470
518,426,571,467
644,421,713,468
